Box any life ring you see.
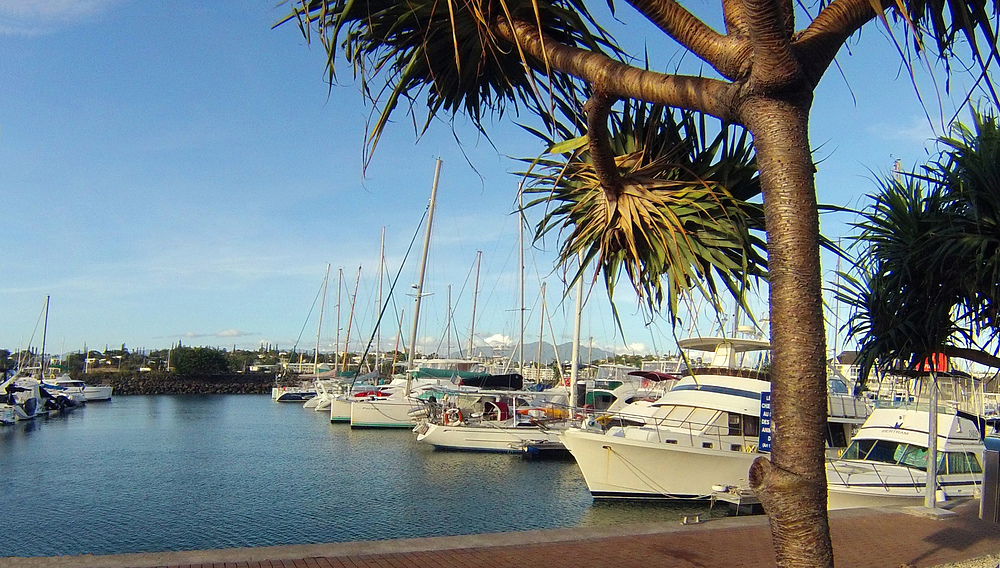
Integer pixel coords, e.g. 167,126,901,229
443,408,464,426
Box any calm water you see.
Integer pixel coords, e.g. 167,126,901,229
0,395,719,558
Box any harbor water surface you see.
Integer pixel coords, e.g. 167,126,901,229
0,394,719,558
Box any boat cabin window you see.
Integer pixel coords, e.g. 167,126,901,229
687,407,717,430
842,439,875,460
825,422,850,449
658,405,692,428
841,440,981,474
592,392,617,411
728,413,760,437
894,444,929,470
946,452,983,474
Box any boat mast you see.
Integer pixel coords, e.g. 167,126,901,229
391,309,404,369
39,296,50,379
335,268,343,371
341,266,361,373
518,187,525,378
314,264,330,374
377,227,385,374
570,254,584,411
406,159,442,395
468,250,481,359
537,282,545,380
446,285,452,358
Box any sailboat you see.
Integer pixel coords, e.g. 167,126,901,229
349,159,472,428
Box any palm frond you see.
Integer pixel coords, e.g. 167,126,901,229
279,0,622,167
519,100,767,326
896,0,1000,108
838,171,973,382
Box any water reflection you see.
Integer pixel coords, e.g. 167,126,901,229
1,395,715,557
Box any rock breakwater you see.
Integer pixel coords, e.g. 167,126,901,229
92,372,275,395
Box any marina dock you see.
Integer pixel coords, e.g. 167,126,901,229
7,500,1000,568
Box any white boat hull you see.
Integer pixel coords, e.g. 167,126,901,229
826,463,981,510
330,397,352,422
559,427,760,499
415,421,563,453
350,398,418,428
81,385,112,402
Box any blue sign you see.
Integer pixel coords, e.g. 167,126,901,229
758,391,772,452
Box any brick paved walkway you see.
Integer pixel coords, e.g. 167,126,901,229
6,501,1000,568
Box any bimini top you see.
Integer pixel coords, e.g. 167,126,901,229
678,336,770,370
677,336,771,353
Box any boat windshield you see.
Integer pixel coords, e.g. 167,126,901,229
841,439,983,474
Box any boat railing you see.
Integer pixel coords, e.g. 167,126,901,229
644,412,764,453
827,458,923,493
827,394,871,420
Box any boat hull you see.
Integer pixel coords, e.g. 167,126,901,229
350,399,418,428
415,421,563,453
559,427,760,499
81,385,113,402
330,397,352,422
826,462,981,510
271,387,316,402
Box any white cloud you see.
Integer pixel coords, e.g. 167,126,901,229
217,329,254,338
0,0,120,35
626,342,649,355
176,329,258,340
481,333,513,347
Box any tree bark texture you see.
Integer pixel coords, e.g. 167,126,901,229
742,96,833,568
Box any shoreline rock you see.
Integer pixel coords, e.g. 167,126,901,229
88,372,276,395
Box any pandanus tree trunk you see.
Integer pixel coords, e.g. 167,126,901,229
742,95,833,567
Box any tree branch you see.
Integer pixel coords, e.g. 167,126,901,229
793,0,892,88
744,0,802,91
723,0,751,37
624,0,751,81
495,17,740,121
583,92,625,205
943,345,1000,369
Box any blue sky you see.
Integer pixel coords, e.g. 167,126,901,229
0,0,979,359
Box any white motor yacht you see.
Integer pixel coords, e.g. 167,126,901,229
826,407,985,510
44,375,113,402
559,336,871,500
2,377,47,421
